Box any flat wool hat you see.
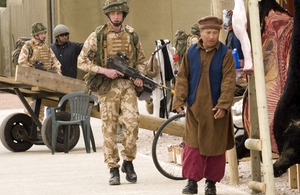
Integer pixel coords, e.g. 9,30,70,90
198,16,223,30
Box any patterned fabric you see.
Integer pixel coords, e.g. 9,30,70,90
18,38,61,72
18,38,61,124
102,0,129,14
24,100,45,123
31,23,47,35
78,23,145,74
99,79,139,168
187,35,199,48
78,22,145,168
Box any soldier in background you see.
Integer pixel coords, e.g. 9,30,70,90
77,0,146,186
18,22,61,134
50,24,83,78
174,29,188,67
187,23,200,48
45,24,83,116
18,22,61,72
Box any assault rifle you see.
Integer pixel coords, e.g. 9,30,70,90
34,60,57,74
86,49,174,97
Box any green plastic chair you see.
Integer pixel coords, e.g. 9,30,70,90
51,91,98,154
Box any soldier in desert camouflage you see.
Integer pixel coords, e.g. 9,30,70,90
174,29,189,66
18,22,61,72
187,23,200,48
77,0,146,186
18,22,61,133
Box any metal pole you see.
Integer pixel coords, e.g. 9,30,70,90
50,0,55,43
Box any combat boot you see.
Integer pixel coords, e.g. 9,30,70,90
121,160,137,183
205,179,216,195
182,179,198,194
109,167,120,185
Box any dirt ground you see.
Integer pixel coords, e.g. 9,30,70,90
0,92,23,109
137,129,300,195
0,92,299,194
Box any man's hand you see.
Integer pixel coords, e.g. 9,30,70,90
134,78,143,87
176,106,186,115
212,107,226,119
98,67,124,79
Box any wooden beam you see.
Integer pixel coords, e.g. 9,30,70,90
91,104,184,136
248,76,262,183
13,66,184,135
139,114,184,137
248,181,266,192
289,165,298,189
245,138,262,151
296,164,300,192
248,0,275,194
227,146,239,185
15,65,86,94
212,0,225,42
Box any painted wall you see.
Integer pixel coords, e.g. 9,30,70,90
1,0,50,76
0,7,10,76
0,0,234,77
55,0,234,57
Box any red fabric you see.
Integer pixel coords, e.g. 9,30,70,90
182,142,226,182
173,53,179,63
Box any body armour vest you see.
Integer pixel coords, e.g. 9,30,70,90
86,24,139,94
96,24,139,68
28,40,52,69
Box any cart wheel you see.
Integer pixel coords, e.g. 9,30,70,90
152,113,186,180
0,113,34,152
41,111,80,152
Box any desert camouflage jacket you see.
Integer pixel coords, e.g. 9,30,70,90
78,22,146,76
18,38,61,72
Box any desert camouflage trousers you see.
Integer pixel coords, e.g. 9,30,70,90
24,99,45,127
98,79,139,169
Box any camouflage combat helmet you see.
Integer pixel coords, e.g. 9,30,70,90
174,30,188,42
191,23,200,35
102,0,129,16
54,24,70,37
31,22,47,36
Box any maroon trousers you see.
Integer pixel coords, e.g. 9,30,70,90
182,142,226,182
